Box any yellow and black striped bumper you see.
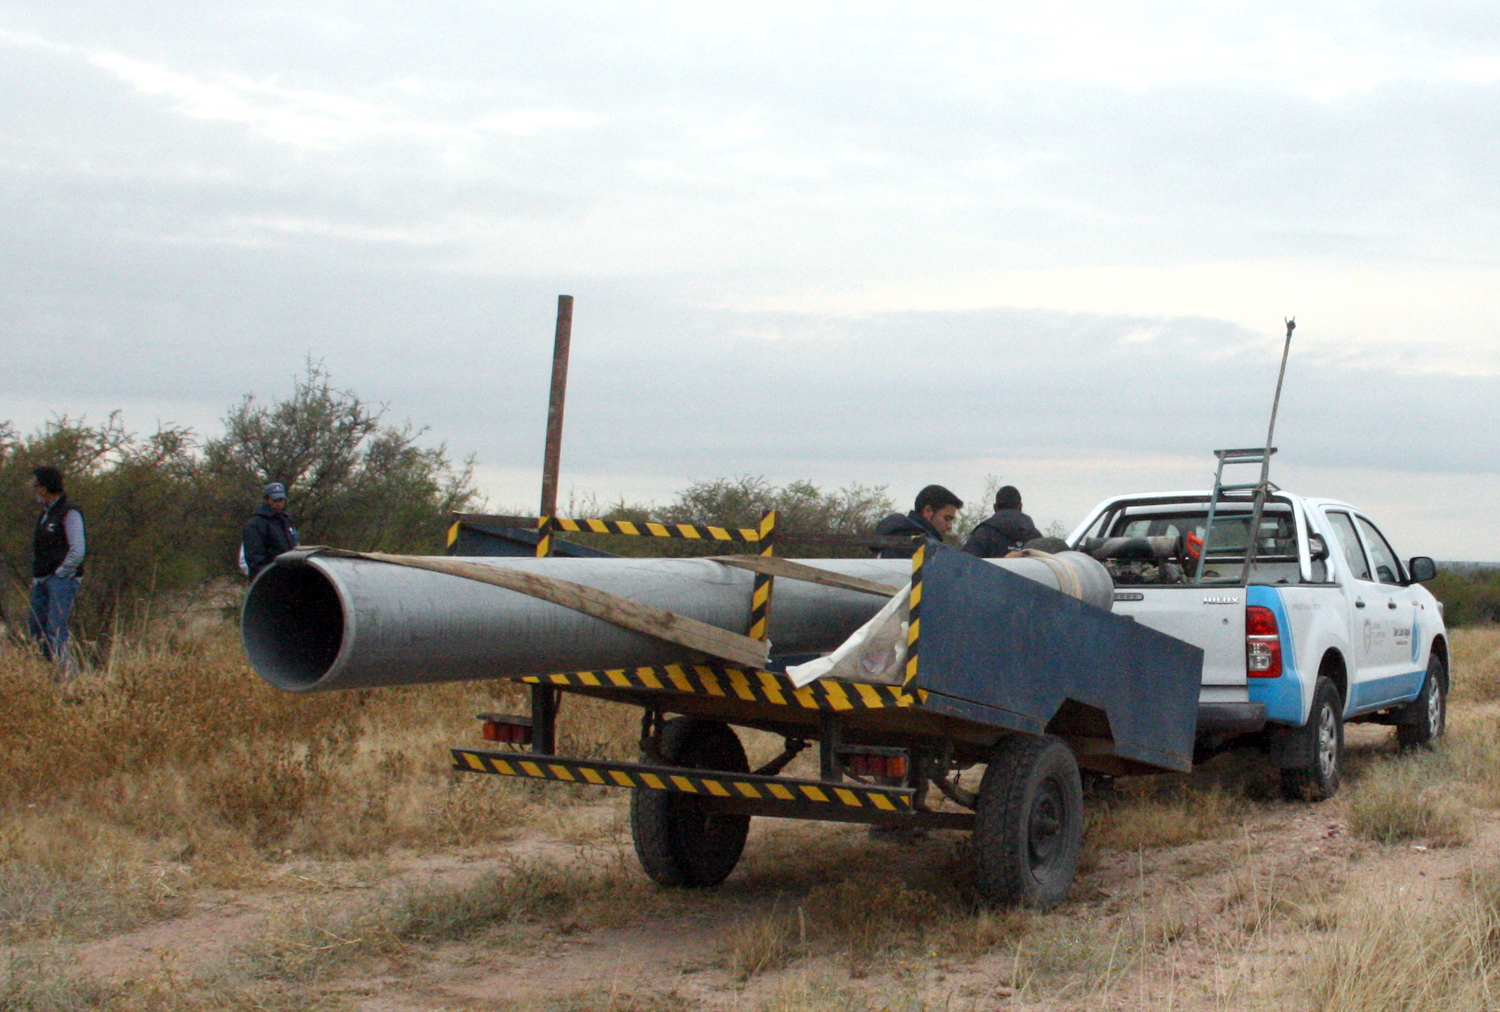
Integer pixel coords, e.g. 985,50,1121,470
452,748,911,813
514,665,919,711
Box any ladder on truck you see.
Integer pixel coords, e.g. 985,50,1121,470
1195,318,1297,587
1194,447,1276,585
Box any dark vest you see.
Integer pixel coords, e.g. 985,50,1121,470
33,495,84,578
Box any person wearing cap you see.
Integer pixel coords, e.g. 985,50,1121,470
963,485,1043,559
242,482,300,580
29,465,86,674
871,484,964,559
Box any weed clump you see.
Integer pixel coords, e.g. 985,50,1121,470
1302,873,1500,1010
1348,754,1473,847
1086,780,1248,854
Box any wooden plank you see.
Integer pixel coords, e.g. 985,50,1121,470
316,549,769,670
705,556,901,597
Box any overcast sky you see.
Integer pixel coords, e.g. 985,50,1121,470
5,3,1500,558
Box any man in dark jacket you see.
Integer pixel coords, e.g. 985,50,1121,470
963,485,1042,558
872,485,964,559
30,466,86,674
242,482,300,579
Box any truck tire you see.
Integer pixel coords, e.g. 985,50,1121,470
630,717,750,888
1279,677,1343,802
973,735,1084,909
1396,653,1447,751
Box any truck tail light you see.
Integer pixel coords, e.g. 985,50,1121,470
1246,605,1282,679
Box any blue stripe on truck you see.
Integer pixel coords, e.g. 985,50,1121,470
1246,586,1303,726
1350,670,1426,711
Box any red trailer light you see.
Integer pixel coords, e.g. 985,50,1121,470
845,753,908,780
1246,605,1282,679
479,714,533,745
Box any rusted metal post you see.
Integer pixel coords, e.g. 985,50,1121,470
539,294,574,523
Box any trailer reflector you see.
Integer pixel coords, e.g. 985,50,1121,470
478,712,534,744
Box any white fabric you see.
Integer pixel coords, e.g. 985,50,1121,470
786,583,910,688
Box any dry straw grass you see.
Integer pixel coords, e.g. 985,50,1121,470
1302,865,1500,1011
1451,626,1500,705
0,615,641,941
1348,753,1475,846
5,619,1500,1010
720,837,1033,985
235,850,663,985
1086,779,1249,855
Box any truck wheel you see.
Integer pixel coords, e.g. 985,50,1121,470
630,717,750,888
973,735,1084,909
1279,677,1344,802
1396,653,1446,751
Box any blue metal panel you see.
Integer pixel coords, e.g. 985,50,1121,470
913,546,1203,772
1246,586,1303,725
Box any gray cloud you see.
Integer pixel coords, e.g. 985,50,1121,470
3,2,1499,557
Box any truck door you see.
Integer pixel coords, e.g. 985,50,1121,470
1352,514,1422,708
1323,510,1407,712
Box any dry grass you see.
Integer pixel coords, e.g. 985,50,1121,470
1086,779,1250,855
1301,869,1500,1010
0,849,676,1012
1451,626,1500,705
0,616,642,942
5,618,1500,1011
1348,753,1475,846
1,952,123,1012
519,990,695,1012
752,972,925,1012
1221,861,1341,938
721,841,1033,984
235,848,669,986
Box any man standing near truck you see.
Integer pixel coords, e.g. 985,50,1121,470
242,482,300,580
30,466,86,676
963,485,1042,558
872,485,963,558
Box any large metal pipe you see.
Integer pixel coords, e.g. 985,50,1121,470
242,551,1112,693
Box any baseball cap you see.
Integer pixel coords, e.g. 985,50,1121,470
264,482,288,499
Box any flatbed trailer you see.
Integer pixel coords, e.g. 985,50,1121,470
449,543,1203,908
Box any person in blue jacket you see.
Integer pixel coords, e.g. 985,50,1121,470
242,482,300,579
871,485,963,558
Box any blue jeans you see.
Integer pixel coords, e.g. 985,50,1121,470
29,575,80,669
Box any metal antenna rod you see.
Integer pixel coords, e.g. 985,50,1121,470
1241,317,1296,587
1258,317,1296,491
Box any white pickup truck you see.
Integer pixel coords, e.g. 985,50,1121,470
1067,490,1447,800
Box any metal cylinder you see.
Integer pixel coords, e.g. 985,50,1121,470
242,550,1112,693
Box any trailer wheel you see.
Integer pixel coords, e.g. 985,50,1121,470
1396,653,1446,752
973,735,1084,909
1279,677,1343,802
630,717,750,888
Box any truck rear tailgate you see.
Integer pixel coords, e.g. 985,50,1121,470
1110,587,1246,691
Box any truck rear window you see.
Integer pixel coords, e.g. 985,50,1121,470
1094,508,1313,586
1113,512,1298,559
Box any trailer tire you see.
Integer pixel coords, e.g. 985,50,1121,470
630,717,750,888
1396,653,1446,751
973,735,1083,910
1279,677,1343,802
